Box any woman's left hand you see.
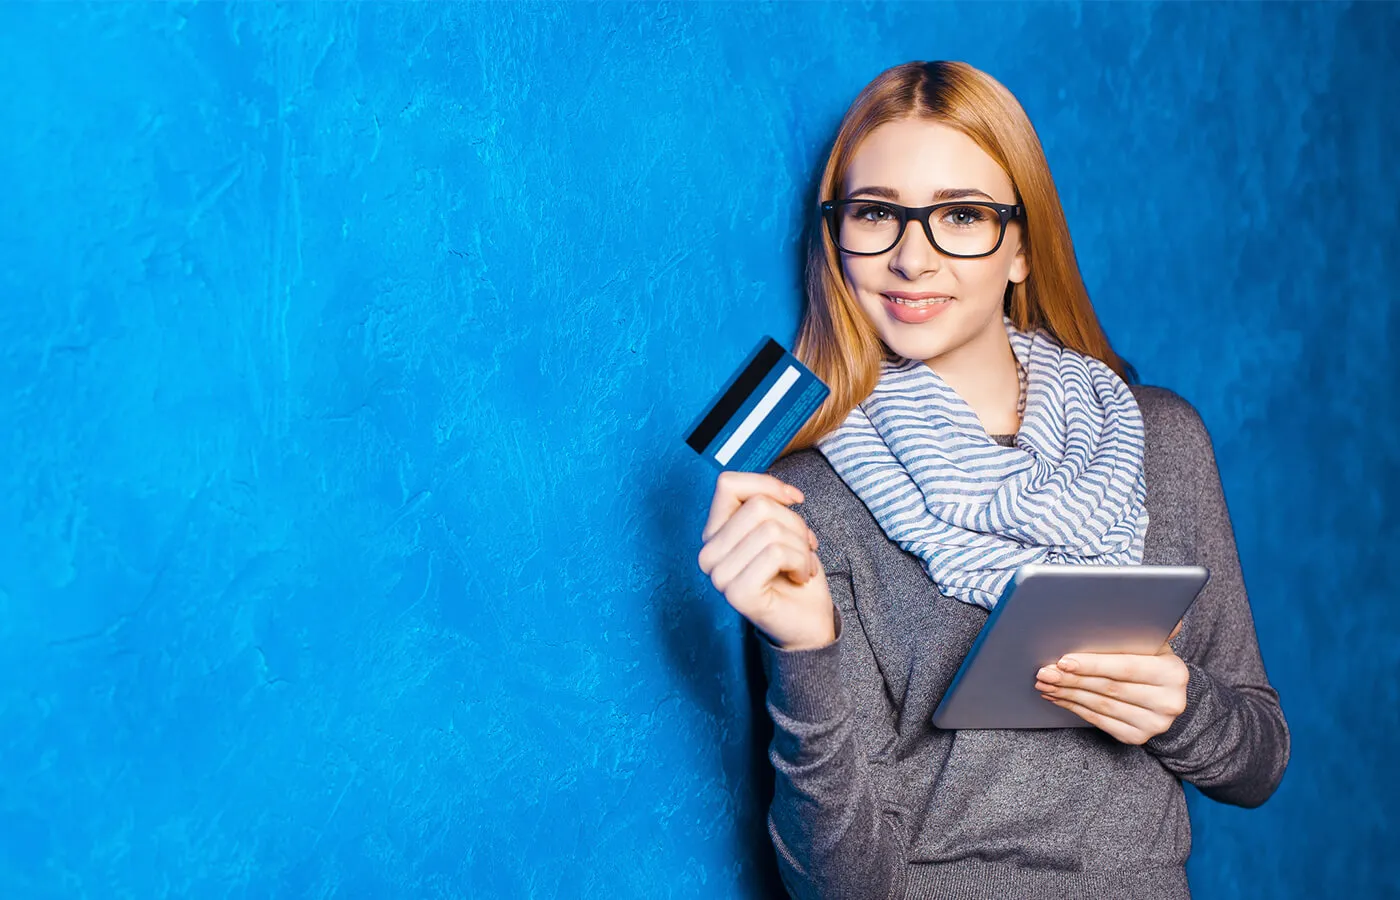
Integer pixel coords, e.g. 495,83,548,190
1034,621,1189,745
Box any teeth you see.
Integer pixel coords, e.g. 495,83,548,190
889,296,951,307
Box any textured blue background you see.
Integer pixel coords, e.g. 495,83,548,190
1,2,1396,897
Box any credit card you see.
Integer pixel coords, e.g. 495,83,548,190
683,335,830,473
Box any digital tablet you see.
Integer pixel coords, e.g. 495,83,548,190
931,563,1209,730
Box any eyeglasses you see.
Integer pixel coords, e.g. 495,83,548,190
820,198,1024,258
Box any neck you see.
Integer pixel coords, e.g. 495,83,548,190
923,320,1022,434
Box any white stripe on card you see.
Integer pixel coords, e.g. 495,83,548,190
714,364,800,465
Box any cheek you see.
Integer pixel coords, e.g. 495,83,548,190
960,258,1014,298
841,258,879,297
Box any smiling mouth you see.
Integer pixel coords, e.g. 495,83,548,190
884,293,953,308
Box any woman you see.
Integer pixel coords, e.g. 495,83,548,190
695,61,1289,899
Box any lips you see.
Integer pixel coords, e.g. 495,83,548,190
882,292,953,323
883,292,953,301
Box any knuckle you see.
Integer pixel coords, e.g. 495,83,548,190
759,519,785,543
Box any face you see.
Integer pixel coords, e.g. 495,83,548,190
836,118,1029,369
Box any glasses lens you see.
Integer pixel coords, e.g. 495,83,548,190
931,204,1003,257
836,202,903,254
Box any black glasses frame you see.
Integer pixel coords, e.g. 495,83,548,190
820,198,1024,258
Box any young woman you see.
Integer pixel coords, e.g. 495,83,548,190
696,61,1289,899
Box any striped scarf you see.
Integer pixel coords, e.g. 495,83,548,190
816,317,1148,610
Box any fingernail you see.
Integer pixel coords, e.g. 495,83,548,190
1058,657,1077,672
789,488,804,503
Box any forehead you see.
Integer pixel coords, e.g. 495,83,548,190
843,118,1014,201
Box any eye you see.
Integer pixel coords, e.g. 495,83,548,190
851,203,894,222
941,206,988,227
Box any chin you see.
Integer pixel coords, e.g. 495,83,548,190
883,335,954,363
868,300,1001,365
873,318,963,363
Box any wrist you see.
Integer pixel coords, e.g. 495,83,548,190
757,605,849,724
770,604,840,651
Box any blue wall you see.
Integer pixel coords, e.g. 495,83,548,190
1,2,1395,897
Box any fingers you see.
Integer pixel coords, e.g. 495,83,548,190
724,540,822,612
1037,679,1184,724
1034,669,1165,713
1036,650,1190,744
702,471,802,543
706,518,816,594
1053,652,1185,688
698,482,815,576
695,472,835,651
1041,694,1171,746
697,499,816,576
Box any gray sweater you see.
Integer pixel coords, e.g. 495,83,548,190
757,384,1290,900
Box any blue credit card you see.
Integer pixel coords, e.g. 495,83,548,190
683,335,831,473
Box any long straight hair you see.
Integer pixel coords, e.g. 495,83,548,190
781,61,1136,458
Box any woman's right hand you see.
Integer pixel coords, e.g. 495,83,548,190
696,471,837,651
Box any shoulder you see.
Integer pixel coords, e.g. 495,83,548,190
768,446,852,511
768,444,840,490
767,447,865,541
1130,383,1207,435
1130,382,1219,479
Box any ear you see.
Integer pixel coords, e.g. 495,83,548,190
1008,227,1029,284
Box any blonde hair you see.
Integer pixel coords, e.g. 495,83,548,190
780,60,1135,458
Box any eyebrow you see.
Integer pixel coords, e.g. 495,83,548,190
847,186,997,203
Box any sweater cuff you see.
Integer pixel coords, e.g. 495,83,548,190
1142,660,1214,757
756,603,849,723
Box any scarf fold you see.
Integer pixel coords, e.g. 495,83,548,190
816,317,1149,610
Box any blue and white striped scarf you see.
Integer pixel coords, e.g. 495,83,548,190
816,317,1148,610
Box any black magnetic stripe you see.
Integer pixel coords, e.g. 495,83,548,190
686,338,786,453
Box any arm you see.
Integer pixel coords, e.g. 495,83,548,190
1141,403,1291,808
755,517,910,900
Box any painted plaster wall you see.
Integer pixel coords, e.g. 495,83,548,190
0,2,1395,897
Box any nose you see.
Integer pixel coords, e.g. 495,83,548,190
889,218,942,280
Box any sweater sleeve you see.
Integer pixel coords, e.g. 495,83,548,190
754,517,910,900
1141,401,1291,808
